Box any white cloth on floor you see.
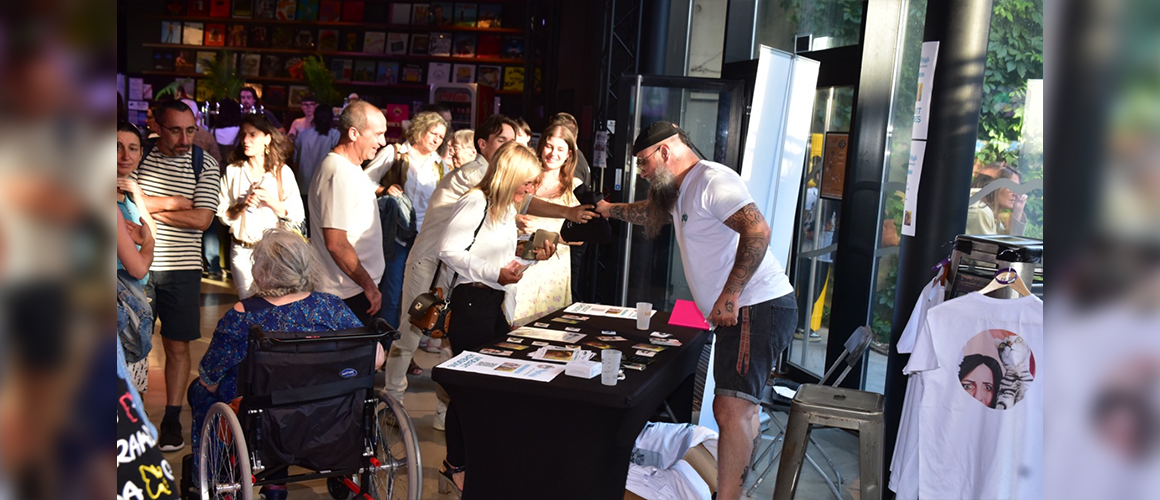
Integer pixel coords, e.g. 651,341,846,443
626,460,711,500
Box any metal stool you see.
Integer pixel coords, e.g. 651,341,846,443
772,384,885,500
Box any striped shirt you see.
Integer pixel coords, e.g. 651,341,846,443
134,147,220,271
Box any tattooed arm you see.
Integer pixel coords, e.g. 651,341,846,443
707,202,771,327
594,199,668,226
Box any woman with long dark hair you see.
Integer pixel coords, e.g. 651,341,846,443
216,114,304,298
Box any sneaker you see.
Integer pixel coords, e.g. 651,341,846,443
433,401,447,431
793,330,823,342
158,420,185,452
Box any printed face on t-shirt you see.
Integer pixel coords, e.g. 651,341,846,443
958,329,1035,410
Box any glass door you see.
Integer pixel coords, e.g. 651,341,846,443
787,86,854,378
599,75,746,309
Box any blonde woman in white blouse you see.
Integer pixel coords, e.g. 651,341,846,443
435,141,555,496
217,114,305,298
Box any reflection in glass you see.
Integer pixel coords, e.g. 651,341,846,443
756,0,864,53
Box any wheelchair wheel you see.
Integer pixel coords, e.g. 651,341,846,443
199,402,253,500
360,393,421,500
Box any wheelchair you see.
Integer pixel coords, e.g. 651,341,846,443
198,318,422,500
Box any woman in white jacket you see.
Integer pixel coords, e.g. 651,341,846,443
217,114,304,298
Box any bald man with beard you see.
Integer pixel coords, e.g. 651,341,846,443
596,122,797,500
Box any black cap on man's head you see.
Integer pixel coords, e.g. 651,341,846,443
632,121,682,155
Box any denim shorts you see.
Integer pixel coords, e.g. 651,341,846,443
713,293,797,404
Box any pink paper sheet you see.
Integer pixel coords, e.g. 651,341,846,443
668,299,711,330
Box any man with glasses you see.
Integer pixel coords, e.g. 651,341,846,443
287,93,319,141
596,121,796,500
134,99,221,452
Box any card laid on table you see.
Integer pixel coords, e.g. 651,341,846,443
534,322,550,328
494,342,529,351
583,341,612,350
505,337,523,343
597,336,627,342
565,327,582,332
561,314,589,321
531,340,550,346
633,343,666,352
480,348,511,356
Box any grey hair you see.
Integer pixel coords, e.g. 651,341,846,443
248,227,319,297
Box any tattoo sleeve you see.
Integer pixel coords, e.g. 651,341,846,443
608,200,666,226
721,202,771,296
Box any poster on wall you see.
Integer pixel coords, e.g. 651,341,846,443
912,41,939,141
901,139,927,236
819,132,849,200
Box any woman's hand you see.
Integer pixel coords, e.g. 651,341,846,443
532,238,556,261
198,377,219,394
116,178,145,199
386,184,404,197
125,217,154,247
253,185,286,216
1012,193,1028,222
498,265,524,285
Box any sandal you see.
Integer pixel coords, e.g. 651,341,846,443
408,360,423,376
438,459,466,498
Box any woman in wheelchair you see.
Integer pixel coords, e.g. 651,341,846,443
186,227,380,499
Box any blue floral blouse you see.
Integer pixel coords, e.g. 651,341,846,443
197,292,364,399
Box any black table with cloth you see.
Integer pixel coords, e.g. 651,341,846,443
432,306,712,500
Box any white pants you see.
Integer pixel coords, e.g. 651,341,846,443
229,243,255,299
383,255,442,403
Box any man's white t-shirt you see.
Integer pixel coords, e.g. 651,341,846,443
308,152,385,299
671,161,793,316
902,292,1043,500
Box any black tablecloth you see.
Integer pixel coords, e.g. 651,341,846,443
432,306,712,500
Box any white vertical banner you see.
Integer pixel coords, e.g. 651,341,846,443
912,41,940,140
901,140,927,237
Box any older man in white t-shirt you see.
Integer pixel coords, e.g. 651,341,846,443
308,100,387,326
596,121,797,500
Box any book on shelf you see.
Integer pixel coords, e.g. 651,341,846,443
401,63,423,83
377,61,400,84
161,21,182,45
411,3,430,26
502,66,524,91
319,0,341,21
296,0,319,20
342,1,365,21
261,54,283,77
330,58,352,81
195,50,216,74
476,34,501,58
209,0,230,17
410,33,430,55
363,31,386,54
385,103,409,140
196,79,213,101
249,25,269,47
188,0,207,16
452,63,474,83
477,3,502,28
168,0,187,15
284,56,305,79
182,22,204,46
240,53,261,78
233,0,254,17
253,0,276,19
317,29,339,52
174,50,196,73
389,3,412,24
452,33,476,57
502,36,524,58
227,25,248,47
343,30,360,51
265,85,288,106
429,32,452,56
276,0,296,20
205,23,226,46
293,28,315,49
452,3,476,27
288,85,310,106
386,33,408,54
153,50,176,71
353,60,377,82
427,62,450,84
271,27,293,48
429,2,452,26
476,64,500,89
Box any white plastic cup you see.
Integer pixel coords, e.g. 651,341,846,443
636,302,652,330
601,349,623,386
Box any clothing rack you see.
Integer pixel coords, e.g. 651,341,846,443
945,234,1043,300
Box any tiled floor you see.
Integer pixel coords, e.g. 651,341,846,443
142,278,865,499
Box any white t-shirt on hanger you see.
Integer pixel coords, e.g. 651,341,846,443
903,292,1043,500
